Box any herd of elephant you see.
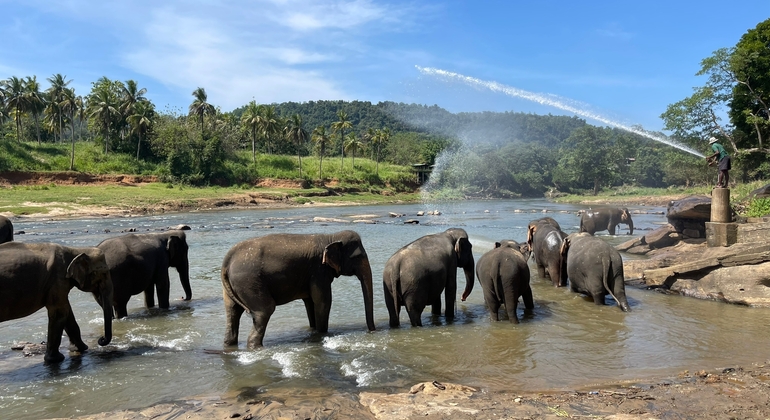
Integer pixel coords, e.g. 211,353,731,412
0,207,634,364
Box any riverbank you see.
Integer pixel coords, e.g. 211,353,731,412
59,359,770,419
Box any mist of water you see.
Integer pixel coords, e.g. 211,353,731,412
415,66,705,158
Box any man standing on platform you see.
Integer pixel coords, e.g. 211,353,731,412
706,137,731,188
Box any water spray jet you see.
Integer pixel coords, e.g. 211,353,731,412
415,66,705,158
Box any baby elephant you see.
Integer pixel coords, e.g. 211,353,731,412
476,240,533,323
579,207,633,235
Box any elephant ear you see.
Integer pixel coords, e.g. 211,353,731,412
167,235,184,263
621,208,630,221
494,242,502,248
559,237,571,259
454,237,471,264
67,253,91,289
322,241,344,276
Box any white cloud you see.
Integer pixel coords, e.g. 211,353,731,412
595,23,633,40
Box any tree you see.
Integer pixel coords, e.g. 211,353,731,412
60,88,79,169
284,114,308,177
189,87,215,139
3,76,26,141
24,76,46,144
241,101,261,163
371,128,390,175
312,125,331,184
257,105,281,155
128,100,154,160
88,81,120,154
553,126,620,195
344,132,363,169
46,74,71,143
331,110,352,169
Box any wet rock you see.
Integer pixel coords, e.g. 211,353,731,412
404,219,419,224
312,217,351,224
22,342,46,357
616,236,646,252
11,341,32,350
170,224,191,231
360,382,479,420
416,211,425,216
352,219,377,224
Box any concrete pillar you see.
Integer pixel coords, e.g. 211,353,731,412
710,188,731,223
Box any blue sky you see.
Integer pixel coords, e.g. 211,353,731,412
2,1,767,132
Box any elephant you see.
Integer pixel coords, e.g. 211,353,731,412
221,230,375,348
559,232,630,312
382,228,475,327
0,242,113,363
579,207,634,235
527,217,568,287
476,240,533,323
97,231,191,319
0,215,12,244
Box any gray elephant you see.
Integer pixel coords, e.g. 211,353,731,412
97,231,191,319
221,230,375,348
0,242,113,363
476,240,533,323
579,208,634,235
527,217,567,287
0,215,12,244
559,232,630,311
382,228,475,327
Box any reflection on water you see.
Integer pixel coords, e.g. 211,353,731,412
1,200,769,419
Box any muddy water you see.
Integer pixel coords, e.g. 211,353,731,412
1,200,769,419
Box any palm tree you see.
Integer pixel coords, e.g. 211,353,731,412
0,85,9,127
128,100,154,161
189,87,215,139
88,85,119,154
121,80,148,148
284,114,308,177
4,77,26,141
344,132,364,170
312,125,331,184
371,128,391,175
60,88,79,169
46,74,71,143
241,101,261,163
257,105,280,154
76,95,87,142
331,110,352,169
24,76,46,144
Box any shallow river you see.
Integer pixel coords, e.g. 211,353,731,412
1,199,769,419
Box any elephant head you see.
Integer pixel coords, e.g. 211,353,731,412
620,208,634,235
68,251,114,346
558,232,590,274
446,228,474,302
496,240,531,261
526,217,561,249
322,231,375,331
167,232,192,301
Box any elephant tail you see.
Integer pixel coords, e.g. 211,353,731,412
221,265,249,311
601,258,623,309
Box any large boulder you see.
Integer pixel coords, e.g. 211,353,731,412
645,224,680,249
748,183,770,200
667,195,711,222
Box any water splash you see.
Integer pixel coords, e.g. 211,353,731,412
415,66,705,158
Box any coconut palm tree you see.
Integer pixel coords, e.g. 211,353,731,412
46,74,71,143
312,125,331,184
257,105,280,155
128,100,154,161
0,85,8,127
121,80,148,148
24,76,46,144
371,128,391,175
88,85,120,154
76,95,87,142
344,132,364,170
241,101,261,163
4,76,26,141
60,88,79,169
284,114,308,177
189,87,215,139
331,110,352,169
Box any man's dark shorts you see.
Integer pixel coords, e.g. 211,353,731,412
718,156,732,171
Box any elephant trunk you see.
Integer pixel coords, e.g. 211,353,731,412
626,218,634,235
356,257,376,331
460,260,475,301
98,284,113,346
178,262,192,301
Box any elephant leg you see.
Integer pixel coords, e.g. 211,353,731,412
536,261,546,278
444,276,457,321
223,293,245,346
608,224,617,235
310,281,332,333
155,272,171,310
522,286,535,311
503,283,519,324
114,296,130,319
247,308,274,349
302,298,317,329
548,261,564,287
482,285,500,321
144,282,156,308
405,303,424,327
44,307,68,363
431,297,442,316
383,281,401,328
63,308,88,352
593,292,607,305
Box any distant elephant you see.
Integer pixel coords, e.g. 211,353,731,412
221,230,375,348
559,232,630,312
97,231,191,319
527,217,568,287
476,240,533,323
580,208,634,235
383,228,475,327
0,215,12,244
0,242,113,363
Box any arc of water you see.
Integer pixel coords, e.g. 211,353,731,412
415,66,705,158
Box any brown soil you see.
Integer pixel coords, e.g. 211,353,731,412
0,171,159,186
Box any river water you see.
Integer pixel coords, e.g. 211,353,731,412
1,199,769,419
